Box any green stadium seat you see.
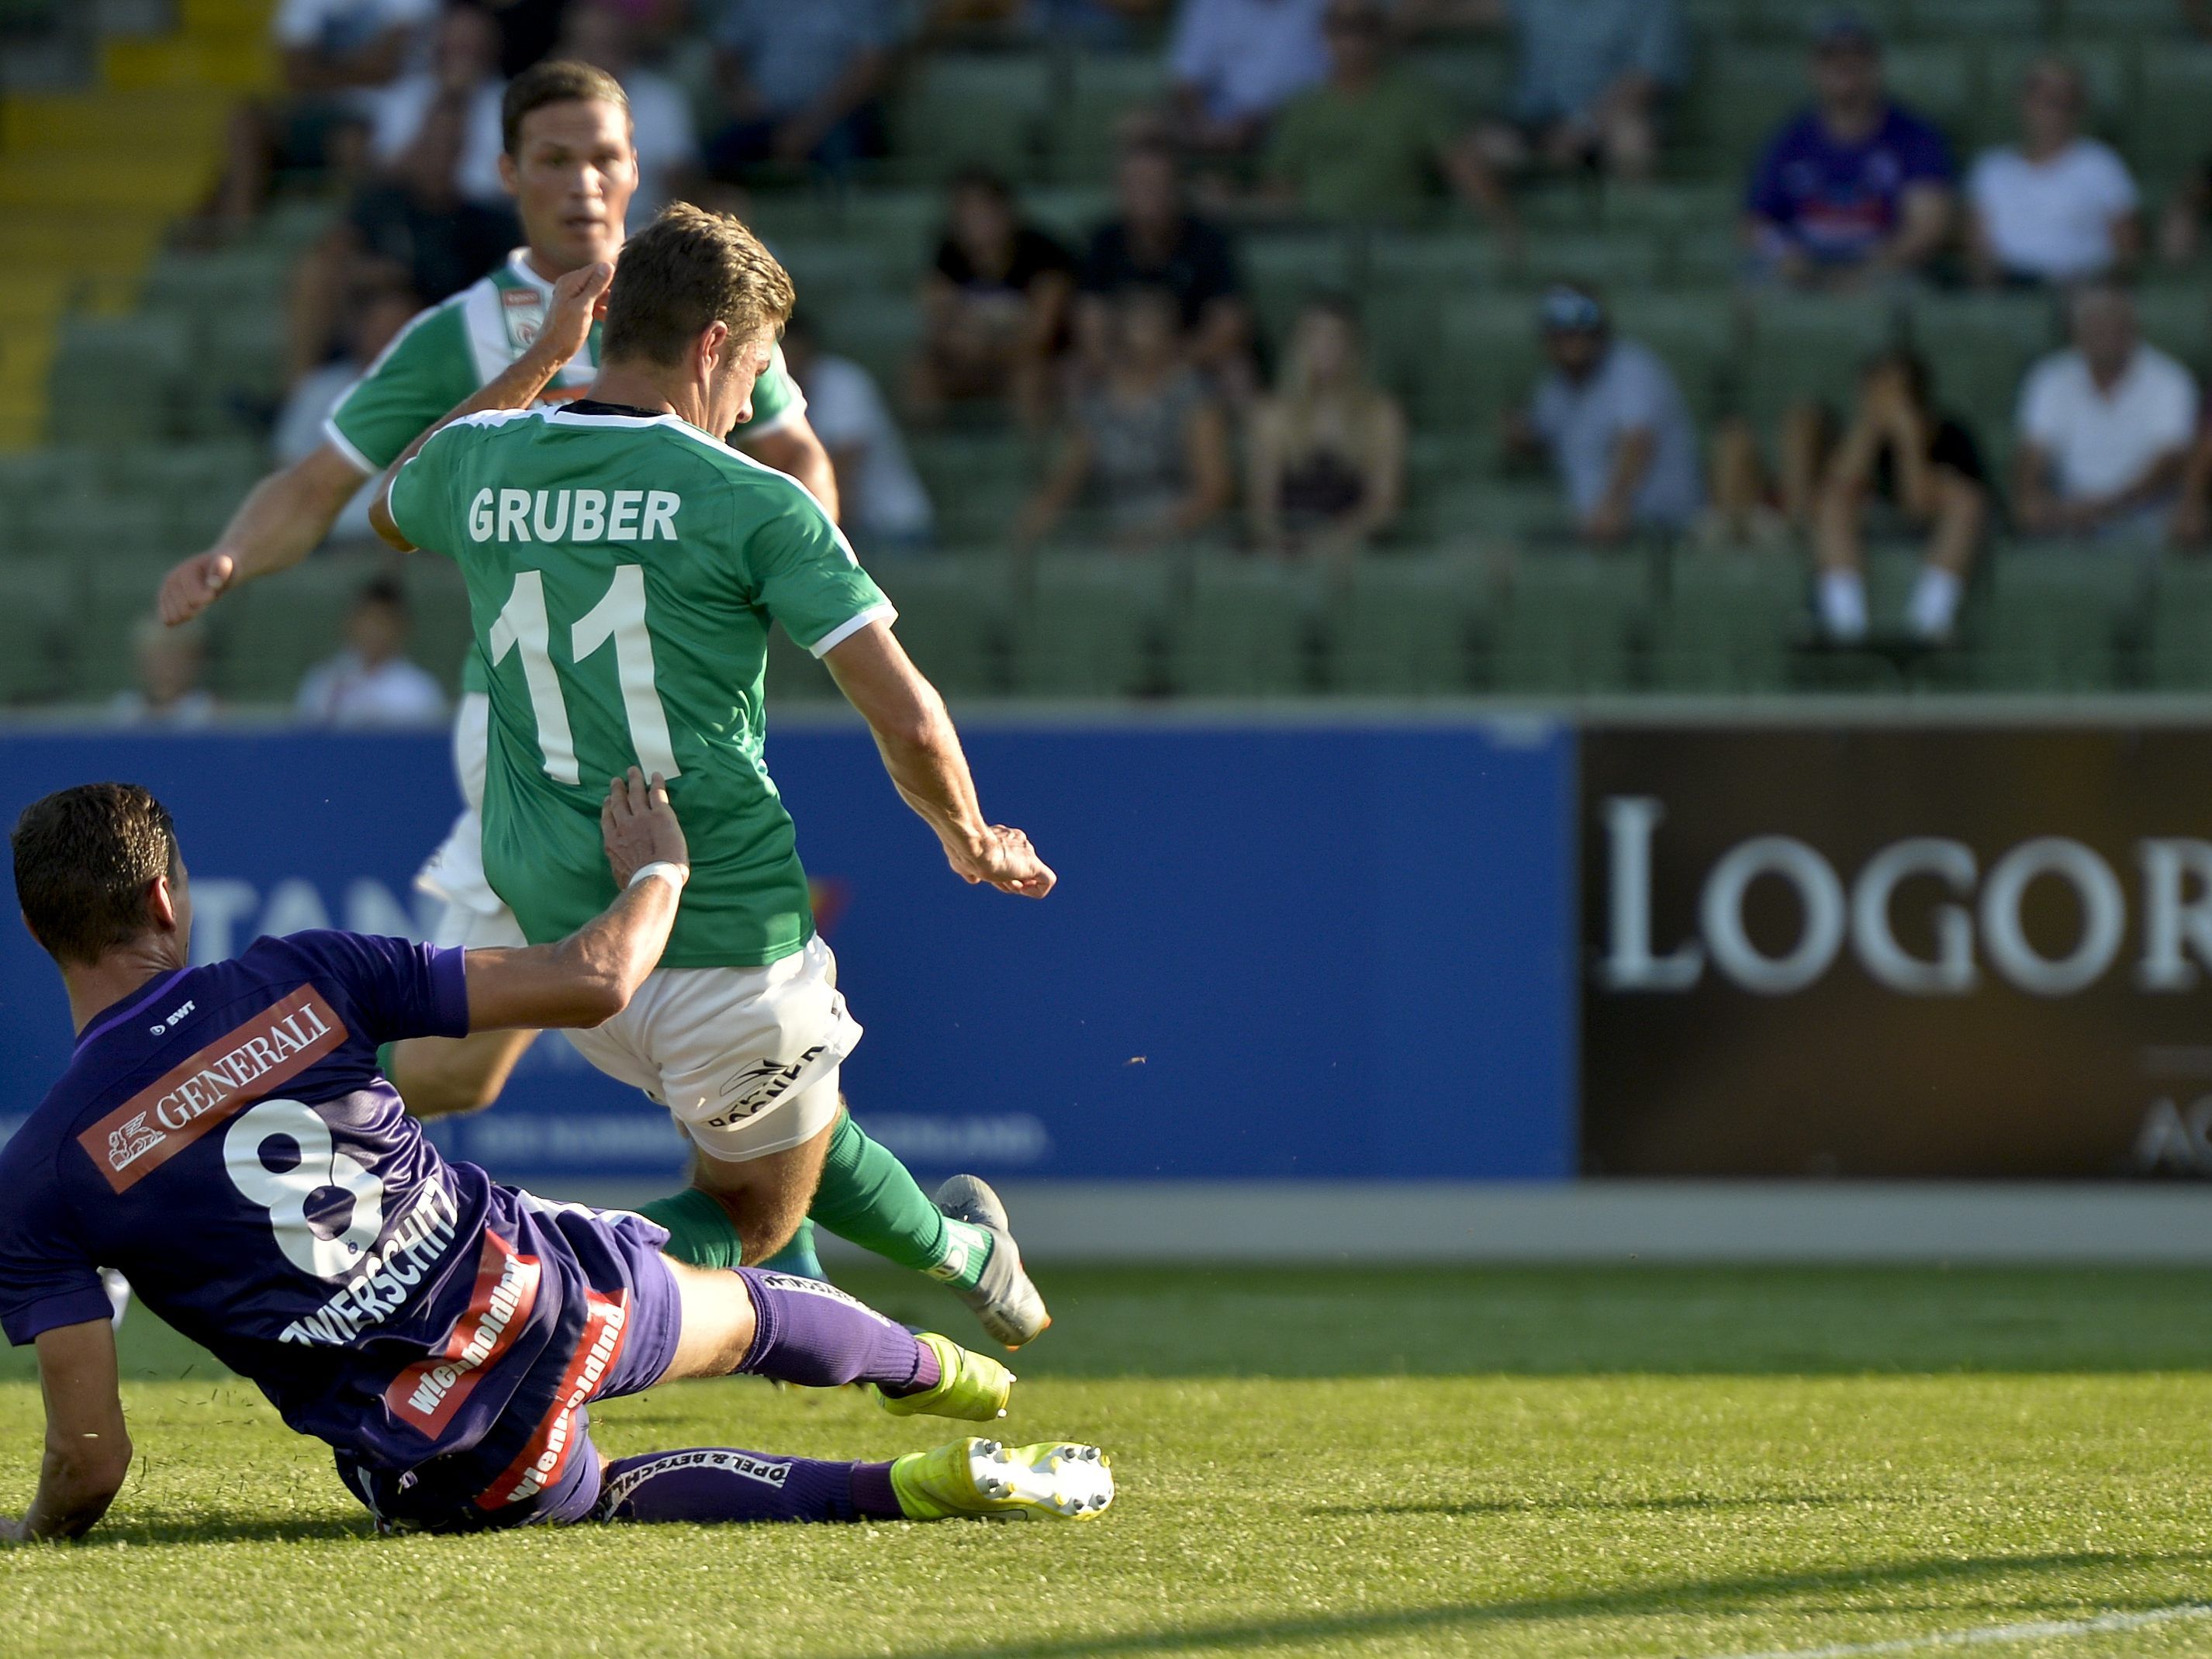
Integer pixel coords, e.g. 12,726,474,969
1007,553,1169,696
74,558,188,699
1973,544,2147,691
399,559,474,697
0,561,78,706
47,314,192,444
19,491,169,560
1694,49,1809,171
1651,548,1806,692
1047,53,1168,185
1491,551,1650,693
1885,0,2048,41
2057,0,2188,36
1905,292,2058,434
1166,558,1319,695
1740,290,1899,426
1325,554,1492,693
208,552,382,705
876,555,1009,698
2143,559,2212,689
2126,50,2212,178
2132,285,2212,371
906,431,1040,546
889,54,1052,182
1610,292,1740,422
1241,230,1359,337
1410,44,1515,119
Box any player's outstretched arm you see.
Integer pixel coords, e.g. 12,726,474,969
0,1319,132,1543
157,443,369,626
370,261,613,553
825,620,1056,899
462,768,690,1031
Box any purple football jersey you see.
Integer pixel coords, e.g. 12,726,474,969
0,931,675,1495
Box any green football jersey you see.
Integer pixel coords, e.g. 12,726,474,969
386,403,893,969
323,249,807,696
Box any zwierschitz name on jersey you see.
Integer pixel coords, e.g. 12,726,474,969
0,931,679,1498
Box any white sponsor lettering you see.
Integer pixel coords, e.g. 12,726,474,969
278,1180,462,1345
1598,797,2212,999
467,486,681,544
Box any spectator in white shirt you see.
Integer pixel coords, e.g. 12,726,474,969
109,618,218,730
369,2,507,208
1167,0,1330,157
296,579,451,729
275,283,422,542
1966,57,2141,288
561,0,703,226
215,0,436,224
783,316,935,552
2016,282,2199,544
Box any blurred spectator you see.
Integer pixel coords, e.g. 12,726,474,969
708,0,904,176
1744,16,1955,288
562,0,703,224
911,169,1077,424
928,0,1163,45
109,619,218,730
213,0,434,225
296,579,451,728
1247,298,1405,557
277,283,423,541
1509,285,1702,544
1077,142,1256,399
1261,0,1502,225
1016,286,1235,552
482,0,575,77
1966,58,2141,288
1458,0,1688,185
783,316,936,553
2016,283,2199,544
1166,0,1330,158
1809,351,1989,644
369,1,508,206
286,91,517,383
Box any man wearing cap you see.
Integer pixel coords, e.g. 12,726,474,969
1512,285,1702,545
1744,14,1955,286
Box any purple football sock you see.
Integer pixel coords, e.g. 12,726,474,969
596,1449,906,1524
731,1267,941,1395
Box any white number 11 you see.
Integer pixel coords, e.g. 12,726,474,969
489,565,682,786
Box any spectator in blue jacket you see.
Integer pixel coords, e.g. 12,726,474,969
1744,14,1955,287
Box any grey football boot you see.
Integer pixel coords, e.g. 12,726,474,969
933,1173,1051,1349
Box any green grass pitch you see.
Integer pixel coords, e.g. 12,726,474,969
6,1263,2212,1659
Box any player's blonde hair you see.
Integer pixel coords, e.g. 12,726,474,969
602,204,796,369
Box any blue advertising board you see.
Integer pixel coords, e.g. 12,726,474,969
0,717,1576,1184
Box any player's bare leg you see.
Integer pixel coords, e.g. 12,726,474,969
687,1119,835,1267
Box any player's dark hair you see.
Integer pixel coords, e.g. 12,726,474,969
602,203,796,369
356,575,409,613
12,783,181,966
502,58,631,156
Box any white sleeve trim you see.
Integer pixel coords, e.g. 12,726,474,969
739,403,804,442
320,416,378,476
808,602,897,658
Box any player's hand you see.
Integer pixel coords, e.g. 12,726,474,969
534,261,613,368
158,550,236,625
601,767,689,888
949,825,1056,899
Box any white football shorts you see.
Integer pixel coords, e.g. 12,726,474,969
414,695,857,1162
561,937,861,1163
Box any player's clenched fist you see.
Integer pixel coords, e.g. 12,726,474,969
950,824,1056,899
158,551,237,626
532,261,614,368
601,766,690,889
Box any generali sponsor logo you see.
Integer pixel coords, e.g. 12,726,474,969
383,1229,542,1437
1596,797,2212,1000
78,987,347,1192
478,1289,628,1510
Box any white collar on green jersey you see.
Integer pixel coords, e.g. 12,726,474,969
504,247,562,296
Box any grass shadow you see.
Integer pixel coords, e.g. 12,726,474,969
866,1549,2212,1658
1308,1491,1868,1519
66,1515,373,1547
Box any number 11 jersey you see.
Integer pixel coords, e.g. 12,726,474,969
387,401,893,969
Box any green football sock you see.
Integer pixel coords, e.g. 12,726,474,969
638,1186,745,1269
808,1112,991,1291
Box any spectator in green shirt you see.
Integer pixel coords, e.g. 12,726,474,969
1263,0,1505,226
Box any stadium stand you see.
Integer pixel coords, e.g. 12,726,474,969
4,0,2212,707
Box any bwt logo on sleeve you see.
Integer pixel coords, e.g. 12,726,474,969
1596,797,2212,1000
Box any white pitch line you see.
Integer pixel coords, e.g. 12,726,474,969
1706,1602,2212,1659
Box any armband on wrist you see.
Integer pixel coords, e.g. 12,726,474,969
629,861,688,893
